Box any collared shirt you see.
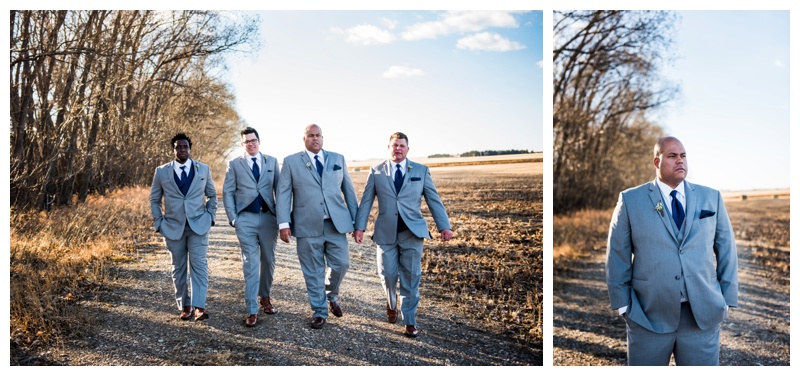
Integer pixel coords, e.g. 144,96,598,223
173,158,193,176
391,159,408,177
246,152,262,172
306,150,324,168
656,179,686,215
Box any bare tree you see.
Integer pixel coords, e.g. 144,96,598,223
553,10,678,214
10,10,259,209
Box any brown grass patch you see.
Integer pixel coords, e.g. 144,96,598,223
10,187,156,355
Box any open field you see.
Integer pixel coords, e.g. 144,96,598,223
348,153,542,171
349,161,544,346
10,160,543,365
552,195,790,366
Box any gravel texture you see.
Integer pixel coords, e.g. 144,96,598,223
29,205,540,366
553,241,790,366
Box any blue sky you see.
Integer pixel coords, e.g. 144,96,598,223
224,10,543,162
651,10,789,191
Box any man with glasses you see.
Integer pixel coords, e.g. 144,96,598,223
223,127,281,327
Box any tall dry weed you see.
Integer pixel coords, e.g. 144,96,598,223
10,187,153,350
553,209,614,260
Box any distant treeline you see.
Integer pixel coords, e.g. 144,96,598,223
428,150,532,158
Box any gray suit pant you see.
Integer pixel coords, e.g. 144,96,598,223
235,211,278,315
296,219,350,318
626,302,721,366
163,224,209,310
377,229,424,326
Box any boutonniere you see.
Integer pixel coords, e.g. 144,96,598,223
305,162,311,170
407,164,412,171
655,201,664,217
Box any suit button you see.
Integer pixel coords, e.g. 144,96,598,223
675,276,680,280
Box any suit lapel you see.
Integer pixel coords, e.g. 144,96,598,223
169,161,182,191
239,156,256,183
186,161,200,195
680,181,697,246
648,180,679,244
301,151,322,186
401,160,415,194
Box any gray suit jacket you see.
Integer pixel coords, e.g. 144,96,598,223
222,152,280,225
606,179,738,333
276,150,358,237
149,160,217,241
355,160,451,244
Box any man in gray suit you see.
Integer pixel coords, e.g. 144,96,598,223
276,124,358,329
354,132,453,338
223,127,280,327
606,136,738,365
149,133,217,321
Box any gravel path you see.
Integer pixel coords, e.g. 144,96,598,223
43,205,539,366
553,241,790,366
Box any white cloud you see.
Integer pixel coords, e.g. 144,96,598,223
775,60,784,67
383,66,426,79
381,18,398,30
332,24,395,45
456,32,525,52
401,10,523,41
537,60,543,68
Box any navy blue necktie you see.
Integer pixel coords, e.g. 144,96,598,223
252,157,260,181
314,155,323,177
671,190,685,230
180,165,187,182
394,164,403,193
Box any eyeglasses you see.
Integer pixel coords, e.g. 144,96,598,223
242,138,259,145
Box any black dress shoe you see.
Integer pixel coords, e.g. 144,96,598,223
404,325,419,337
329,301,343,317
310,317,326,329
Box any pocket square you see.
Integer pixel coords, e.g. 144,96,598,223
410,177,421,181
333,165,342,171
700,210,716,219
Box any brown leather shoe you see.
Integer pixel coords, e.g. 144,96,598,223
180,306,194,320
386,304,397,323
404,325,419,338
309,317,326,329
329,301,343,317
194,308,209,321
245,314,258,327
260,297,276,314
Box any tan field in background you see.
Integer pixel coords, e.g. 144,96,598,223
348,152,543,172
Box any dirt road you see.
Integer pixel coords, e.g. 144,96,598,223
553,240,790,366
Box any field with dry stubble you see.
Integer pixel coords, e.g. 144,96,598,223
553,195,790,366
350,161,544,351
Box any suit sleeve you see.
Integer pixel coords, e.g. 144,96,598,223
606,192,633,310
421,168,451,232
149,168,164,232
354,168,377,231
340,159,358,223
204,166,217,224
276,158,293,225
271,158,281,208
714,191,738,307
222,161,237,226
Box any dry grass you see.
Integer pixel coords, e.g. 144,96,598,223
553,197,790,273
352,162,544,347
9,187,155,353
